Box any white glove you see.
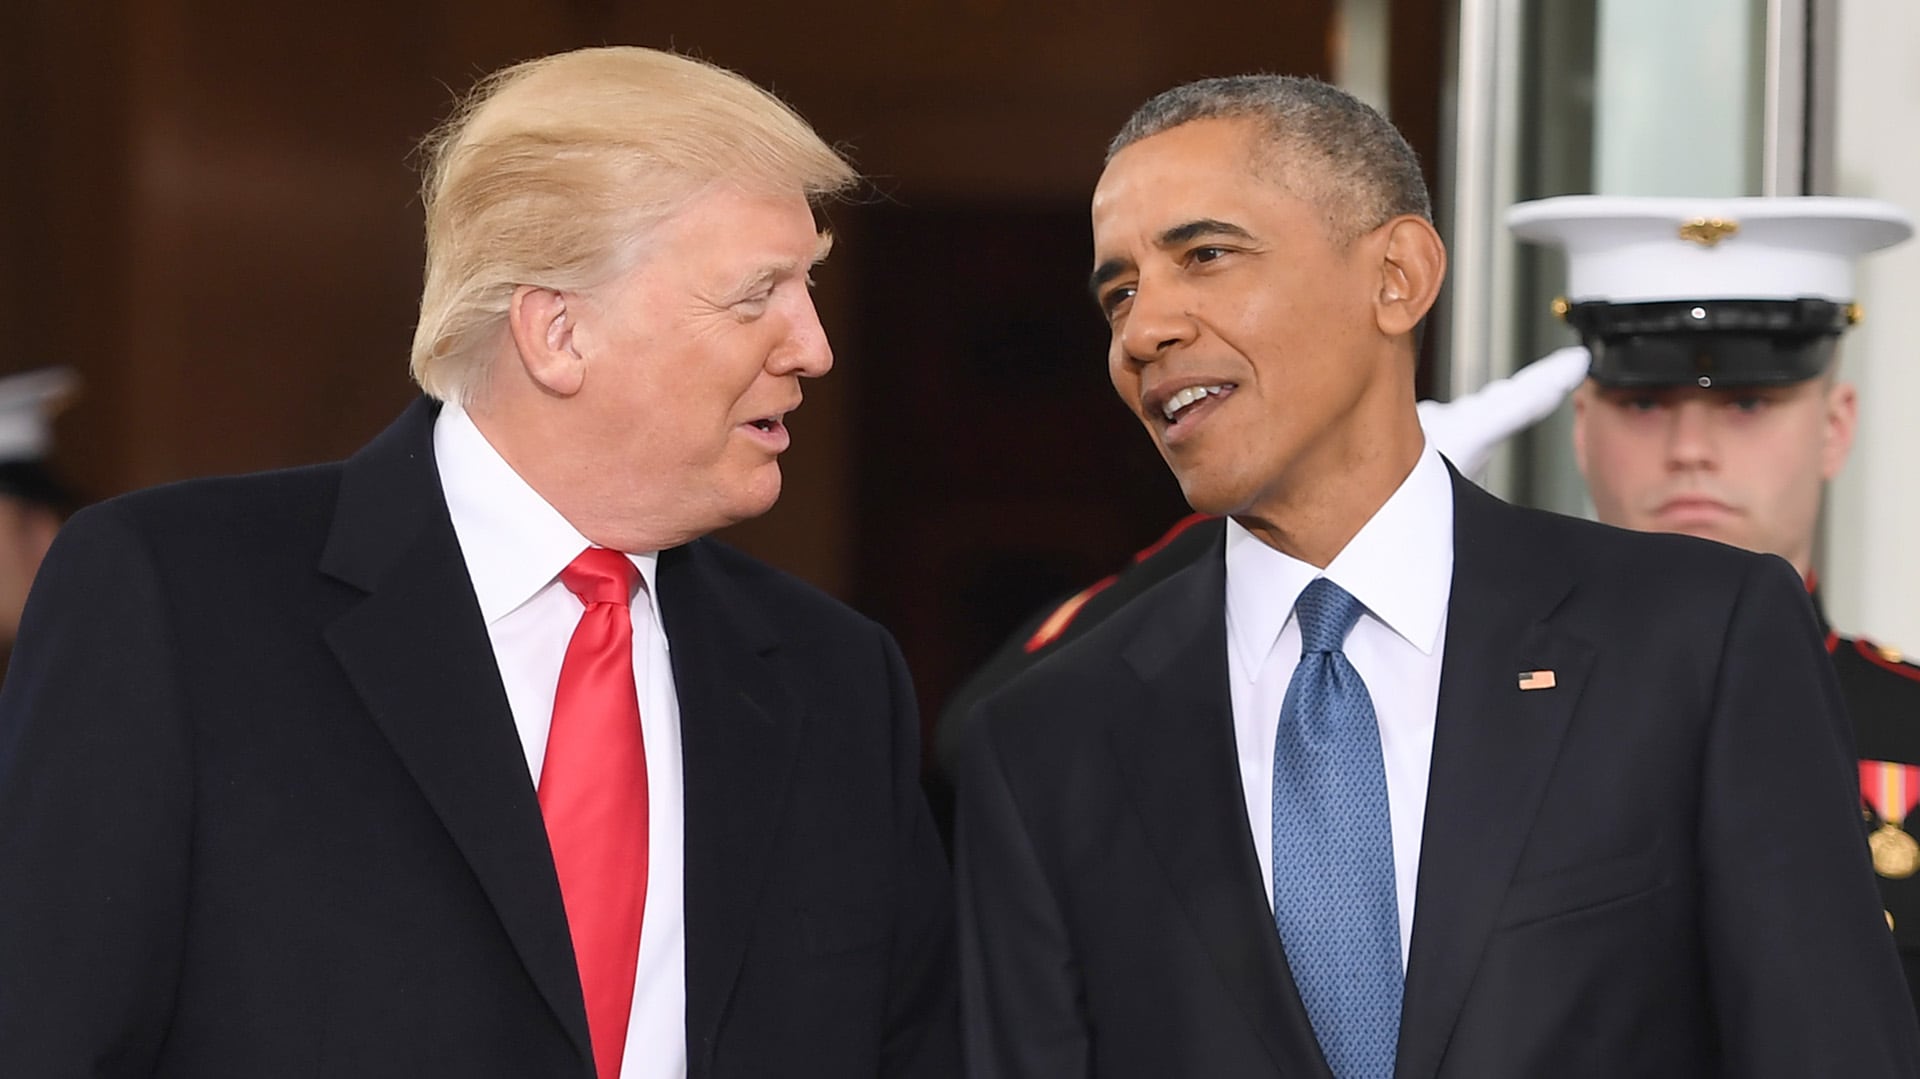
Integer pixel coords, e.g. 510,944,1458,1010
1416,345,1590,478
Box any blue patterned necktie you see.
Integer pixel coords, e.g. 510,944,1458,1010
1271,578,1402,1079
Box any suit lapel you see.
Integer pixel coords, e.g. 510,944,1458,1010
659,541,801,1070
1107,549,1335,1079
319,399,593,1071
1393,474,1593,1079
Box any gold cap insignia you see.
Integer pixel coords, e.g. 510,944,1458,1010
1678,218,1741,247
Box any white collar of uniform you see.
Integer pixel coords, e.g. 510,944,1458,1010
433,403,660,625
1224,441,1455,678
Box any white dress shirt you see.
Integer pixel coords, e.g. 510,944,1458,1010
1225,443,1455,968
435,405,687,1079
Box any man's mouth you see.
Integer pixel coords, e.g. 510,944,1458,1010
1150,383,1237,442
739,412,793,452
1653,495,1736,523
1144,382,1236,424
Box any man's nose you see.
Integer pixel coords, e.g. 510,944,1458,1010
774,292,834,377
1117,279,1196,363
1665,397,1721,469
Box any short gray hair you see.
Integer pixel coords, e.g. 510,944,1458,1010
1109,75,1430,241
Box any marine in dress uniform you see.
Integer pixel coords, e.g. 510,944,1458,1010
1509,193,1920,1014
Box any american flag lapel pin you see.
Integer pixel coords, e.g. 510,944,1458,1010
1518,669,1557,691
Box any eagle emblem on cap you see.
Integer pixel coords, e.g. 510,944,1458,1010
1678,217,1741,247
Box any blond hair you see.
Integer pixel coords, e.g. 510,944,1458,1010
410,47,858,404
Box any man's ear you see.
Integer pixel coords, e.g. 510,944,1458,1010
506,285,586,397
1570,381,1594,479
1823,379,1859,480
1372,215,1446,338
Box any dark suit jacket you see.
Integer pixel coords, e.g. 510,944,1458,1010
956,470,1920,1078
0,400,957,1078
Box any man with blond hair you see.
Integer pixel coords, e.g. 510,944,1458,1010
0,47,957,1078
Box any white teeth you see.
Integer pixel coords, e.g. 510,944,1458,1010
1161,384,1228,421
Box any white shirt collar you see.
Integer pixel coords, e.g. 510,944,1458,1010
1224,442,1455,677
433,403,660,625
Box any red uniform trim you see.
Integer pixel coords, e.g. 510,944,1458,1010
1129,513,1216,565
1020,514,1220,654
1023,575,1119,653
1853,638,1920,684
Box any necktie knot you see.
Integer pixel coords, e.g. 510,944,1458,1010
1296,578,1366,656
561,547,638,608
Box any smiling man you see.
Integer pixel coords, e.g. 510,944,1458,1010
953,76,1919,1078
1511,193,1920,1014
0,48,956,1078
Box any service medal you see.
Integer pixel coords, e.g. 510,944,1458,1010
1871,822,1920,880
1860,761,1920,879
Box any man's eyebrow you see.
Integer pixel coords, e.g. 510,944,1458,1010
726,233,837,299
1089,218,1257,297
1159,218,1255,247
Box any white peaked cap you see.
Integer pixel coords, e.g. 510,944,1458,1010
0,367,79,463
1506,195,1914,304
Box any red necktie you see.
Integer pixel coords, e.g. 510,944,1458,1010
539,547,648,1079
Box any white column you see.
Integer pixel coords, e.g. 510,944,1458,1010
1823,0,1920,652
1332,0,1392,115
1444,0,1526,495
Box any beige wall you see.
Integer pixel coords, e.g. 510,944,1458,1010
1824,0,1920,653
